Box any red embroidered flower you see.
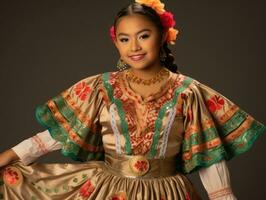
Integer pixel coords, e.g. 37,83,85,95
185,192,191,200
74,81,91,101
134,160,148,172
3,168,19,185
110,191,127,200
109,26,116,42
181,93,187,100
206,95,225,112
79,179,95,198
159,11,176,29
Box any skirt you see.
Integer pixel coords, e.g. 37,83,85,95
0,158,201,200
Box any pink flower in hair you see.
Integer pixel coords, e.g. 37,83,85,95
159,11,176,29
109,26,116,42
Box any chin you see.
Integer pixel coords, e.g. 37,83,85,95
127,62,153,71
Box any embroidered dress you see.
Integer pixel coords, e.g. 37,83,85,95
0,70,265,200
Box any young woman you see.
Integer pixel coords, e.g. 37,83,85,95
0,1,265,199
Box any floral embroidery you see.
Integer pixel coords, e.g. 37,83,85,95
74,81,91,101
108,72,184,155
110,191,127,200
206,95,225,112
3,167,23,187
185,192,191,200
79,179,95,198
134,160,149,172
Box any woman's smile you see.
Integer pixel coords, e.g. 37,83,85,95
129,53,146,61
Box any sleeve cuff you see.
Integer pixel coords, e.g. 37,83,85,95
11,130,62,165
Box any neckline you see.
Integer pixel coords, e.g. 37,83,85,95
119,68,176,103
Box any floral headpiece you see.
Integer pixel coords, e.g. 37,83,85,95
109,0,179,45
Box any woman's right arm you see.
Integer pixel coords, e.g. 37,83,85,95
0,130,62,167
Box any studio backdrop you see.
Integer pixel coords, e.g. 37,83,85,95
0,1,265,199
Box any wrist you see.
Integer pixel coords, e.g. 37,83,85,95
6,149,19,162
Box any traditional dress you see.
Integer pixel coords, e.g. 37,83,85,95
0,69,265,200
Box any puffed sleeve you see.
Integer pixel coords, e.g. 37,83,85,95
179,78,266,174
35,73,106,162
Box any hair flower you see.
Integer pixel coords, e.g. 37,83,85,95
109,26,116,42
166,28,179,45
135,0,165,14
159,11,176,29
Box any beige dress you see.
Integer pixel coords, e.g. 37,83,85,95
0,69,265,200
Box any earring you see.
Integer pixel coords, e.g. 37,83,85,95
159,47,167,62
116,58,129,71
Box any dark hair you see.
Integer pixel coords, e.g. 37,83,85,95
113,3,178,73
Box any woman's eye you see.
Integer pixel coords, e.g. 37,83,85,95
119,38,129,43
139,34,150,40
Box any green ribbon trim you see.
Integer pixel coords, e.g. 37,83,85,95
103,73,193,158
35,102,104,162
103,72,193,157
182,109,249,151
182,126,219,151
52,95,95,140
225,119,266,155
102,72,132,154
218,109,248,137
182,119,266,174
148,76,193,157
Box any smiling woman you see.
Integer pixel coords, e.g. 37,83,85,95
0,0,265,200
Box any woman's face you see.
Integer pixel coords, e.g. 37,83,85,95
114,14,164,71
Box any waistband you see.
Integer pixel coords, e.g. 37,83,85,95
104,154,179,179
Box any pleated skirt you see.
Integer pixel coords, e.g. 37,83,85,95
0,161,201,200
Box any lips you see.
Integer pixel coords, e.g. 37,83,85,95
129,53,146,61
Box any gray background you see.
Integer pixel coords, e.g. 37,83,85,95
0,0,265,199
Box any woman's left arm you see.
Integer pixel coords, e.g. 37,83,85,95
199,159,237,200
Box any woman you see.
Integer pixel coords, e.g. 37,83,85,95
0,1,265,199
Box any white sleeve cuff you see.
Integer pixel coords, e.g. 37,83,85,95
12,129,62,165
199,159,237,200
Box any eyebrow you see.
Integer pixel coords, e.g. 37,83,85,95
117,29,151,37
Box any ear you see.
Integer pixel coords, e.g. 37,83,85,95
113,38,119,49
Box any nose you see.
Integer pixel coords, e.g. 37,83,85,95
130,38,141,52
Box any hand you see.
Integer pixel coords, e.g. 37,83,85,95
0,149,19,169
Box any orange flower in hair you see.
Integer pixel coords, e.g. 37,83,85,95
166,28,179,45
135,0,165,14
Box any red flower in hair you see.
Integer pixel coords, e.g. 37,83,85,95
159,11,176,29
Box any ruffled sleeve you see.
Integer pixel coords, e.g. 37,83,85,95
180,78,266,174
35,74,106,162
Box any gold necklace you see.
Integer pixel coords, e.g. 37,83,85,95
125,67,170,86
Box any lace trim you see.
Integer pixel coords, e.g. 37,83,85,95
110,104,122,155
159,107,177,158
208,187,233,200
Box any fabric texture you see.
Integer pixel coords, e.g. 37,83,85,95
199,160,237,200
1,69,265,200
12,130,62,165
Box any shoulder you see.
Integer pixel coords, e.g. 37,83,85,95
171,72,201,95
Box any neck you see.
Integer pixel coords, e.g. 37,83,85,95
130,62,164,80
